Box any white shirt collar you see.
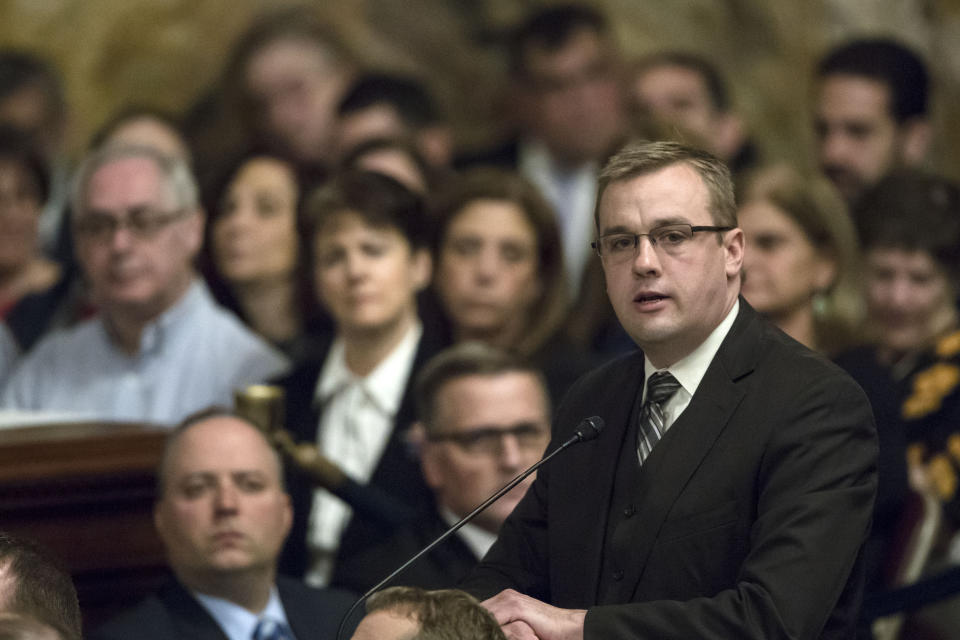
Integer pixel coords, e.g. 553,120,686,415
439,505,499,560
315,321,423,415
644,299,740,397
193,585,291,640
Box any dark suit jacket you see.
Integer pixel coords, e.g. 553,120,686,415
89,575,358,640
463,301,878,639
331,503,480,594
277,331,441,577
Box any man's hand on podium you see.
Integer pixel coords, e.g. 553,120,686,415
482,589,586,640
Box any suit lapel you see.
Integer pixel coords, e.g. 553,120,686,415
159,580,230,640
623,302,763,597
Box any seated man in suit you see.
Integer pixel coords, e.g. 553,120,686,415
331,342,551,592
350,587,505,640
1,144,288,424
91,409,356,640
464,141,877,639
0,531,82,640
277,171,438,586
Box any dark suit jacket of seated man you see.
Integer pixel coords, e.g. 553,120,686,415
463,141,877,639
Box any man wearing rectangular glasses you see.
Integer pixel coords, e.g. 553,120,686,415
467,141,877,639
1,145,288,424
331,342,551,594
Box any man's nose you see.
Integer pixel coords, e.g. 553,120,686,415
631,236,661,275
498,433,524,470
108,222,136,252
214,483,239,514
820,131,851,165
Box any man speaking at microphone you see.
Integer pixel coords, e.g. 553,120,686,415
463,141,877,639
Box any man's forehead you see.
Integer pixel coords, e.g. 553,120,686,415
166,418,276,475
598,163,710,229
524,27,606,75
435,372,548,424
818,74,894,119
86,157,166,207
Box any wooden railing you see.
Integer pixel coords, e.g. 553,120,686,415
0,421,169,631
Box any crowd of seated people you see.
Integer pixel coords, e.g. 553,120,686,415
0,2,959,637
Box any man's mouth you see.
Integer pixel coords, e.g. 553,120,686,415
634,293,668,304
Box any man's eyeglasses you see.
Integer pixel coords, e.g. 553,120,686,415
592,223,734,264
427,423,550,456
74,207,190,243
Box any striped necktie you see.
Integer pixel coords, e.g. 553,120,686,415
253,618,293,640
637,371,681,464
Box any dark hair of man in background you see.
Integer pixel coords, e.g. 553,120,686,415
0,51,66,147
817,38,928,123
338,73,441,130
507,3,608,78
0,532,81,640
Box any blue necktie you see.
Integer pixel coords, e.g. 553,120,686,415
637,371,681,464
253,618,293,640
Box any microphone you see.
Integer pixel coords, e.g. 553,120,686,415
335,416,605,639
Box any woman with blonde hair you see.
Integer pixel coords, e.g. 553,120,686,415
430,168,591,400
738,164,864,354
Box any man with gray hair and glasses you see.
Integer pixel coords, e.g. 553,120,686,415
1,145,288,424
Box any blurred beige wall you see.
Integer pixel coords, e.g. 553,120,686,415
1,0,957,178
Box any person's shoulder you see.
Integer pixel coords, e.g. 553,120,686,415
87,592,175,640
743,317,872,415
552,349,644,416
5,315,102,380
277,574,355,602
571,349,644,389
276,575,357,628
196,297,290,374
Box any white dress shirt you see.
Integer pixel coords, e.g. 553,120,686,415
642,300,740,435
194,586,293,640
518,139,598,297
439,505,498,560
305,322,422,586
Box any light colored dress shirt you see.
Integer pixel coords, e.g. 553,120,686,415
194,586,294,640
0,280,289,425
518,139,598,297
0,323,18,391
439,505,498,560
642,300,740,435
305,322,422,586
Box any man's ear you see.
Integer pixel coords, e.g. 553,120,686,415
724,228,745,279
899,118,931,166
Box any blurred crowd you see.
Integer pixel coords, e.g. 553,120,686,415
0,2,959,637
